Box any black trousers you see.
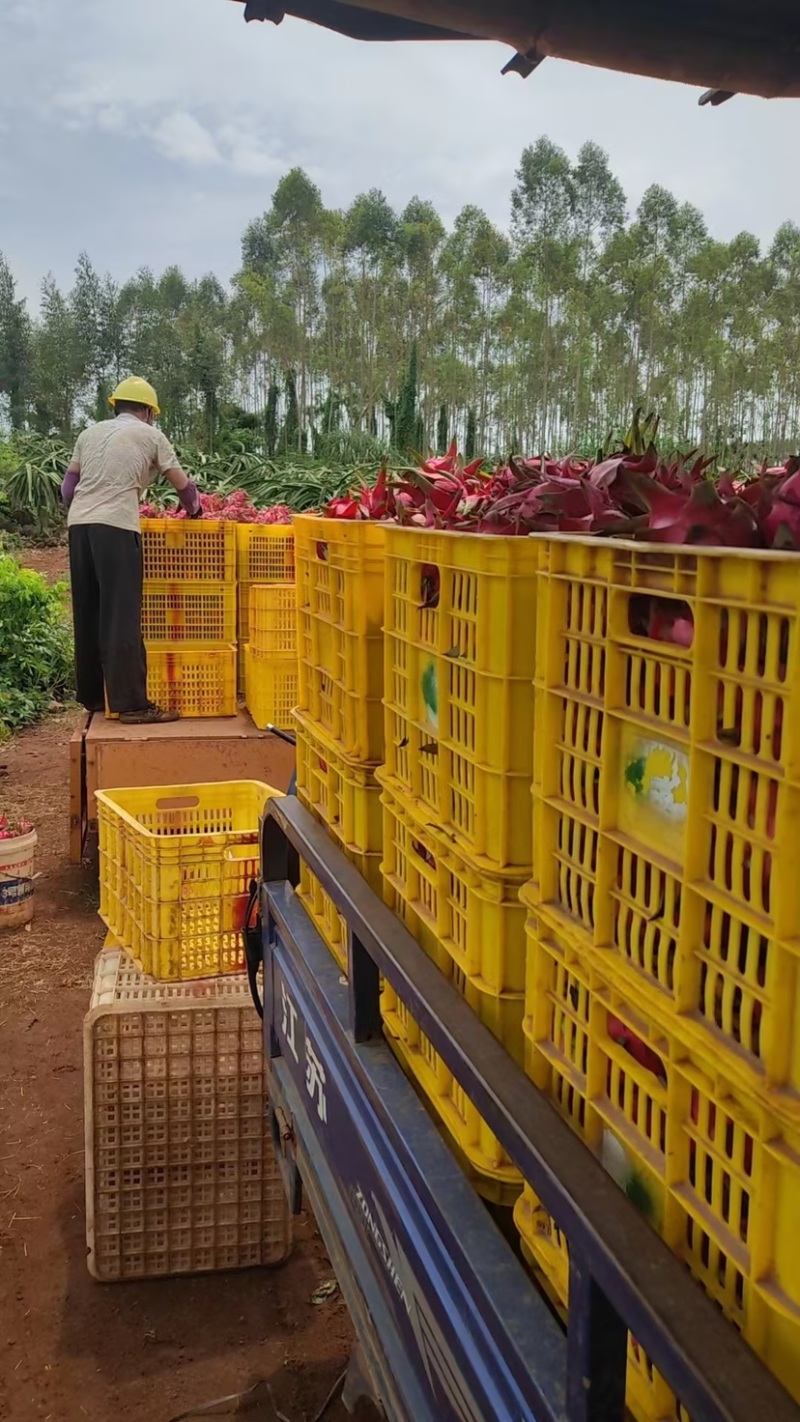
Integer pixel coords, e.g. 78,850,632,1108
68,524,148,714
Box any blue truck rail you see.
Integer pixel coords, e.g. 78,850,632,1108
252,795,799,1422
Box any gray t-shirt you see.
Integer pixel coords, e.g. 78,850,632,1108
67,415,179,533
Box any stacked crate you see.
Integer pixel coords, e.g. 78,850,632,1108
244,583,298,731
237,524,296,708
377,527,539,1204
84,944,292,1281
292,516,385,974
138,519,238,717
291,519,540,1202
516,535,800,1418
89,780,291,1279
96,779,278,980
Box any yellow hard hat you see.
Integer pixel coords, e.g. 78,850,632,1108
109,376,161,416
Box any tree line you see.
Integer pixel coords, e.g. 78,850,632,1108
1,136,799,462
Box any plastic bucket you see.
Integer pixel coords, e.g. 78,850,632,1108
0,829,37,929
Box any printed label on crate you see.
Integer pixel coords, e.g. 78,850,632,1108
618,726,689,865
421,659,439,733
601,1128,660,1229
625,741,688,819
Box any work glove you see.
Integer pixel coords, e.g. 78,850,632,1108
177,478,202,518
60,469,80,508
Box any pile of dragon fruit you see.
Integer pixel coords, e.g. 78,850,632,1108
0,815,34,841
325,438,800,551
139,491,293,524
137,413,800,550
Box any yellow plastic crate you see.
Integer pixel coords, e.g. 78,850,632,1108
249,583,297,658
97,780,279,979
382,527,538,872
141,519,237,582
145,643,237,718
84,944,292,1281
238,581,253,643
516,908,800,1407
530,534,800,1114
379,783,524,1203
379,777,528,996
292,714,382,972
382,978,522,1206
141,580,237,643
244,647,298,731
240,579,294,643
297,860,348,970
236,524,296,584
296,852,382,975
516,1205,691,1422
295,515,385,762
295,710,382,857
107,644,237,718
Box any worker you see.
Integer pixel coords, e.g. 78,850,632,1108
60,376,201,724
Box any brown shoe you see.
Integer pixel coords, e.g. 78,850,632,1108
119,702,180,725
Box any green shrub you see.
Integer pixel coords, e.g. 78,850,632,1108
0,555,73,738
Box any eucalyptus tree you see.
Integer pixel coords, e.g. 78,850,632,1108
263,167,326,447
438,205,510,449
511,137,577,447
568,142,626,438
767,223,800,446
4,142,800,458
342,189,399,429
32,275,82,436
0,254,31,430
70,253,106,417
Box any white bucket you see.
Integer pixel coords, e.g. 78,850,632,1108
0,829,37,929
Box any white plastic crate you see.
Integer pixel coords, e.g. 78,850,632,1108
84,946,292,1281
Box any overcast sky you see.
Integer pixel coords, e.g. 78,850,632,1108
3,0,800,309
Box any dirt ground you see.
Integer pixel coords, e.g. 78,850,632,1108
0,545,377,1422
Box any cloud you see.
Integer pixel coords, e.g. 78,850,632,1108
3,0,800,309
152,111,222,167
229,143,280,179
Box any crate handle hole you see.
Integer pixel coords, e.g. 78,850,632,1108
155,795,201,811
316,541,329,562
224,843,259,861
628,594,694,648
419,564,440,610
411,837,437,870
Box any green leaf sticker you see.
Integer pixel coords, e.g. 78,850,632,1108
625,755,646,796
421,659,438,732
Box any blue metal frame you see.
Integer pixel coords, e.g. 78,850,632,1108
265,887,566,1422
255,796,800,1422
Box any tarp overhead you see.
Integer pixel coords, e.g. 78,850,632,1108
238,1,473,43
238,0,800,98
